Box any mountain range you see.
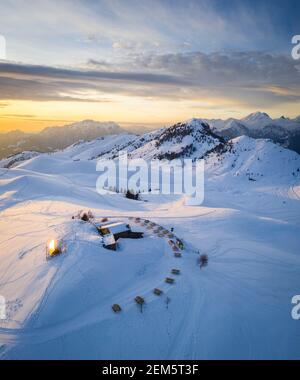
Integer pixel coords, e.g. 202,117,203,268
1,112,300,165
205,112,300,153
2,118,299,189
0,120,123,160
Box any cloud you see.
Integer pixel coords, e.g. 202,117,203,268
0,60,184,102
258,85,300,102
0,114,73,123
86,51,300,105
2,114,36,118
87,59,112,69
0,61,182,84
1,0,298,69
0,50,299,109
132,51,299,84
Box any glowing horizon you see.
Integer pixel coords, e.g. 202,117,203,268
0,0,299,133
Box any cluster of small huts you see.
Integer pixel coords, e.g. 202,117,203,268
129,217,184,258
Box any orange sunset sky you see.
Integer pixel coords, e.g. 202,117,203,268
0,0,299,133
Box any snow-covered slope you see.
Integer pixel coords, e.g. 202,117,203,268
0,151,40,169
0,119,299,360
206,135,300,183
56,133,138,161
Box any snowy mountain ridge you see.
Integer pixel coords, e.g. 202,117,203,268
127,119,225,161
205,112,300,153
2,112,300,161
0,120,126,160
208,112,300,131
41,119,122,136
0,151,40,169
2,118,299,189
241,112,274,128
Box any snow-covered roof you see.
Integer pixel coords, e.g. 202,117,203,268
100,222,131,234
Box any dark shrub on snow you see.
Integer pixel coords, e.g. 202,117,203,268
198,254,208,269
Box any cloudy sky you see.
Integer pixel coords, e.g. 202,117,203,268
0,0,299,132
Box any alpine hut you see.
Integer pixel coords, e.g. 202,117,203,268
97,221,143,250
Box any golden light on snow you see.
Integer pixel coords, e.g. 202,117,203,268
48,239,56,254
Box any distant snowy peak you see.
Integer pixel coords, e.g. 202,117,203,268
206,112,300,154
31,120,126,153
208,112,300,132
227,112,300,131
0,119,128,160
41,120,123,136
66,120,121,131
241,112,273,128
